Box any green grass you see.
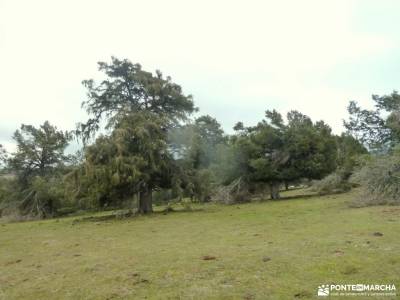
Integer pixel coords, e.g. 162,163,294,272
1,190,399,299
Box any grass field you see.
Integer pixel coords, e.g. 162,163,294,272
1,190,399,299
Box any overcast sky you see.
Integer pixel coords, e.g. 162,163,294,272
1,0,400,151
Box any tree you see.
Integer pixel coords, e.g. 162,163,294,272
283,113,337,184
168,115,226,201
76,57,196,212
188,115,226,169
6,121,71,217
9,121,71,185
82,112,171,213
78,57,196,141
344,91,400,150
234,110,337,199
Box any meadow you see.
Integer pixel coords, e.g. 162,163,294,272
1,189,399,299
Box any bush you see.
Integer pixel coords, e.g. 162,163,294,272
212,177,251,204
0,174,69,220
350,151,400,206
312,173,351,195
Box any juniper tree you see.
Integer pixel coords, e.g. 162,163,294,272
234,110,337,199
77,57,196,212
82,112,171,213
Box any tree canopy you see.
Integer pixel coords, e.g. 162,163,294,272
9,121,71,185
231,110,337,199
78,57,196,141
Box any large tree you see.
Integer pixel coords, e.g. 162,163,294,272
82,112,171,213
234,110,337,199
77,57,196,212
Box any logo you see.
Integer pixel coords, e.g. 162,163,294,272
317,285,330,297
317,283,396,297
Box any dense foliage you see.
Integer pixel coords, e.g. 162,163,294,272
226,110,338,199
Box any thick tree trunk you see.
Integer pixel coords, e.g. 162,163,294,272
138,188,153,214
270,182,281,200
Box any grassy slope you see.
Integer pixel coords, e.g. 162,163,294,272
0,190,399,300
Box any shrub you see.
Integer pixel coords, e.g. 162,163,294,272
312,172,351,195
212,177,251,204
350,151,400,206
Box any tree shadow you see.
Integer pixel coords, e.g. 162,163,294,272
71,206,206,224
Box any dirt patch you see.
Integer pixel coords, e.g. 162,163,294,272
333,250,344,256
373,232,384,237
341,265,358,275
262,256,271,262
294,291,312,298
4,259,21,266
202,255,217,261
381,208,400,215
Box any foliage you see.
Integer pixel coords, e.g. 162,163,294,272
0,144,7,169
191,169,215,202
350,149,400,206
231,110,338,199
0,174,67,219
168,115,226,202
74,57,197,213
78,57,196,142
312,172,351,195
73,112,172,212
344,91,400,150
8,58,400,218
1,122,71,218
335,133,368,179
8,121,71,186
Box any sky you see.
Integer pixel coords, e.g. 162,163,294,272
1,0,400,152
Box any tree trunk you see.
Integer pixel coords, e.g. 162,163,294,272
138,188,153,214
270,183,281,200
285,181,289,191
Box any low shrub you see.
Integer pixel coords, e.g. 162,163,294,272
350,151,400,206
312,173,351,195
